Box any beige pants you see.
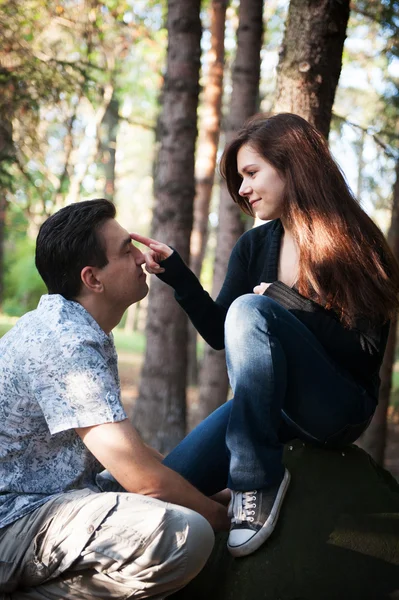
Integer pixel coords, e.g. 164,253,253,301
0,489,214,599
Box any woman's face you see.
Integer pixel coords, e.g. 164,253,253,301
237,144,285,221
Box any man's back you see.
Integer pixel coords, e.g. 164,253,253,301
0,294,126,529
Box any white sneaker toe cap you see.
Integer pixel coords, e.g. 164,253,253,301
227,528,256,548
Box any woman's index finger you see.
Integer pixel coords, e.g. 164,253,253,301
130,232,158,247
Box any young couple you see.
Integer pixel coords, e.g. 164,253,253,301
1,113,397,599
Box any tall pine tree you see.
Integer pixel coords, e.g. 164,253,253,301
133,0,202,452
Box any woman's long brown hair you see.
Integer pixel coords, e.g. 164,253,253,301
220,112,399,327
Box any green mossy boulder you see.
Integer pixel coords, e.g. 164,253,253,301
171,440,399,600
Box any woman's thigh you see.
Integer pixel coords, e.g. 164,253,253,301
247,295,376,442
165,295,377,490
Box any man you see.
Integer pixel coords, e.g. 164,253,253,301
0,199,228,599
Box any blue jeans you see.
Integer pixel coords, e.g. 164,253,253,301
164,294,376,494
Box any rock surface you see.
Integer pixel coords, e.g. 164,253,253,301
170,440,399,600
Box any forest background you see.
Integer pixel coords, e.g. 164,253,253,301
1,0,399,475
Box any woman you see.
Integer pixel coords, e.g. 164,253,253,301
132,113,399,558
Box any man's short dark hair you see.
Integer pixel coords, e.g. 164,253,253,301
35,199,116,299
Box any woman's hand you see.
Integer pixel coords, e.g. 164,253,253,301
253,282,272,295
130,233,173,275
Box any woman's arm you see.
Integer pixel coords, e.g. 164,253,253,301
130,233,251,349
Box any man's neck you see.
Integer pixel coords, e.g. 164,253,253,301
74,295,123,335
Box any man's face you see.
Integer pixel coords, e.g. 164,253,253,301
97,219,148,309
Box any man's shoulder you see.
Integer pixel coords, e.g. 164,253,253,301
0,310,40,355
36,294,92,330
0,295,107,364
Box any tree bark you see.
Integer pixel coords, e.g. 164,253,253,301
99,95,119,200
274,0,350,138
359,159,399,465
197,0,264,421
0,192,7,307
190,0,227,279
0,85,13,307
133,0,202,453
66,83,114,205
188,0,228,386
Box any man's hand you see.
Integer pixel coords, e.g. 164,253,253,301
130,233,173,275
76,419,229,532
253,282,272,295
211,488,231,506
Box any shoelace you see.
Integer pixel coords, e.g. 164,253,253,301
229,490,257,524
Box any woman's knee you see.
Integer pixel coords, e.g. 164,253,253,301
225,293,274,341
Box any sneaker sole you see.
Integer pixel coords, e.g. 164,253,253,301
227,468,291,558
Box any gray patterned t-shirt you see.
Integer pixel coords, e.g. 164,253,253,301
0,294,127,529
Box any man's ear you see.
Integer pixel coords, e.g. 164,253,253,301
81,266,104,294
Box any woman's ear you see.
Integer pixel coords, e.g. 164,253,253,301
80,266,104,293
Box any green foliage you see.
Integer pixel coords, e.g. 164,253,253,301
0,1,86,113
112,328,146,354
0,325,10,337
366,0,399,59
332,4,399,217
2,204,45,316
0,157,15,189
0,0,166,218
3,235,46,316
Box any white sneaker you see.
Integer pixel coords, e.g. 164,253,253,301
227,469,291,558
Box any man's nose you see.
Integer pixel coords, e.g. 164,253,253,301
134,247,145,265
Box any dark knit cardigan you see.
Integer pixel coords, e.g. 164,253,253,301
158,219,389,400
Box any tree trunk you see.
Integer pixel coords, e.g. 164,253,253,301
66,83,114,205
0,193,6,307
124,303,137,333
99,95,119,200
197,0,264,422
273,0,350,138
359,159,399,465
190,0,227,279
0,100,13,307
188,0,228,386
133,0,202,453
